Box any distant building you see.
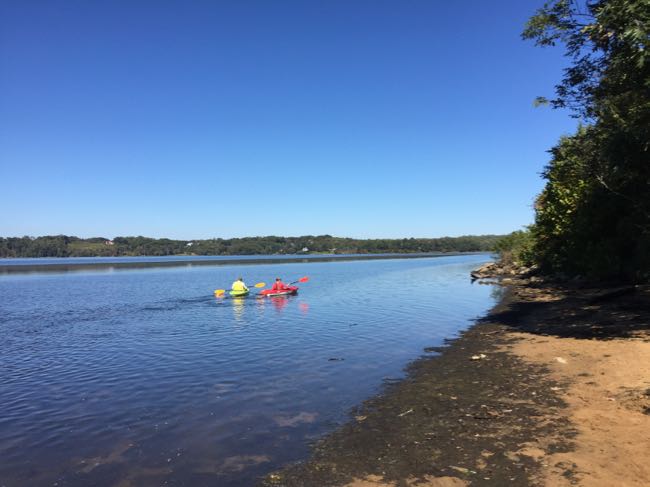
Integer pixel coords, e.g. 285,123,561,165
105,240,114,246
186,242,194,247
301,247,309,252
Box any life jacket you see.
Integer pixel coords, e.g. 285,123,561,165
232,280,248,291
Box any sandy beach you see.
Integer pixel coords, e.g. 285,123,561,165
261,279,650,486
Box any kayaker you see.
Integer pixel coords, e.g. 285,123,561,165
231,277,249,293
271,277,288,291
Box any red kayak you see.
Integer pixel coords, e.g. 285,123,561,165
259,286,298,297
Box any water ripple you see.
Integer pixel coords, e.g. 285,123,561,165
0,254,494,486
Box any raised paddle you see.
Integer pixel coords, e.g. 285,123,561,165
214,282,265,297
289,276,309,285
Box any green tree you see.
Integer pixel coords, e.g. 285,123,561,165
524,0,650,281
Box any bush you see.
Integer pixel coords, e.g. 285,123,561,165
494,230,535,267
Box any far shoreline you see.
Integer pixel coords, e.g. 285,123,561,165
0,251,490,275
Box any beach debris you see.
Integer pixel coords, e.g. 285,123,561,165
267,473,282,483
398,408,414,417
471,354,487,360
355,415,367,422
449,465,476,475
554,357,568,364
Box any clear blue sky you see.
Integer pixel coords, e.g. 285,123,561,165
0,0,576,240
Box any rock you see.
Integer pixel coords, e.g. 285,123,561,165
470,262,499,280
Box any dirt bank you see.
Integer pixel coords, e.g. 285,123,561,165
260,280,650,486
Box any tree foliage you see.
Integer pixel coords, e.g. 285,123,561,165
523,0,650,118
0,234,503,258
524,0,650,281
494,229,535,267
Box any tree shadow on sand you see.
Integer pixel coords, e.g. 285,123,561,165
481,283,650,340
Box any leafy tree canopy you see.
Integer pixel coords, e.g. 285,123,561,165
523,0,650,281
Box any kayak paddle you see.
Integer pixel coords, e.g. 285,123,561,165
289,276,309,285
214,282,265,297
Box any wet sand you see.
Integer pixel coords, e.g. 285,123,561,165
260,279,650,486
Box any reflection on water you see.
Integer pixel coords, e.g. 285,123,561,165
270,296,289,312
220,293,307,321
0,252,474,275
0,254,494,487
232,297,246,321
489,282,507,301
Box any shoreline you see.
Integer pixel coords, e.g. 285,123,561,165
261,277,650,486
0,252,487,275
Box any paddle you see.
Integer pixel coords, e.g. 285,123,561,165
289,276,309,285
214,282,265,297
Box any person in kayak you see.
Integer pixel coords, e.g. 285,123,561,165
271,277,288,291
231,277,249,293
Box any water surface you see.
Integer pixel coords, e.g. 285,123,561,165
0,254,494,486
0,252,471,274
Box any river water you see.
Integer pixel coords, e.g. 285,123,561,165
0,254,495,486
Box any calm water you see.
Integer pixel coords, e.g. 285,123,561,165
0,254,494,487
0,253,465,275
0,253,412,266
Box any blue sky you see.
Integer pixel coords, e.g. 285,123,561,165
0,0,577,239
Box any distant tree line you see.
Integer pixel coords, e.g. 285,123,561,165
0,234,503,258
